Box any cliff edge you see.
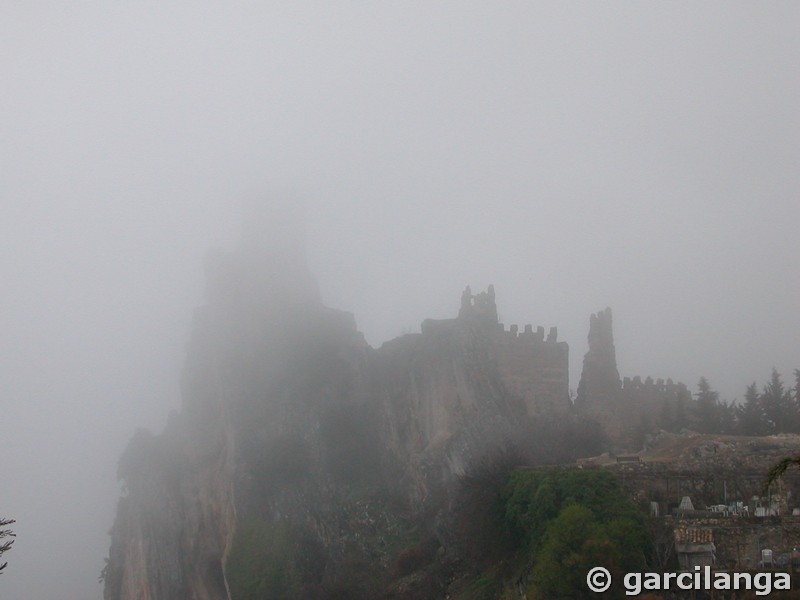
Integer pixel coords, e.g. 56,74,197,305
102,225,573,599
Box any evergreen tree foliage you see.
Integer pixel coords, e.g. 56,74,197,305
736,383,767,435
0,518,14,575
631,369,800,437
695,377,720,433
793,369,800,427
794,369,800,403
717,400,737,434
761,369,794,433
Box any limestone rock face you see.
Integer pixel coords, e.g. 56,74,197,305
103,247,571,600
104,424,234,600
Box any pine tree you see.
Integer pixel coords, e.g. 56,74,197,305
762,369,793,433
0,518,14,575
695,377,720,433
737,383,767,435
791,369,800,430
794,369,800,401
717,400,736,434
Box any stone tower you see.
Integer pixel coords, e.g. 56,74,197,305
576,307,621,408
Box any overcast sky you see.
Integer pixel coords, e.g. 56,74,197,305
2,3,799,598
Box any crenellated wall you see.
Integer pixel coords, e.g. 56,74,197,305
576,307,694,447
423,286,571,418
622,375,690,397
490,322,569,417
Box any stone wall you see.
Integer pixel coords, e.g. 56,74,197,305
612,462,800,513
423,286,571,417
610,457,800,571
671,516,800,570
575,307,692,446
489,324,569,417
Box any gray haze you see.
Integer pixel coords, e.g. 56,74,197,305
2,3,798,598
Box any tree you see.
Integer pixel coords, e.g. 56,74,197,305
504,469,650,599
765,455,800,490
794,369,800,402
763,369,800,488
791,369,800,429
717,400,737,434
531,505,646,599
695,377,720,433
532,505,607,598
761,369,794,433
0,518,15,575
737,383,767,435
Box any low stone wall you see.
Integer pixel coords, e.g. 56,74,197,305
672,516,800,570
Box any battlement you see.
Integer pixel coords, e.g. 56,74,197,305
420,286,571,417
423,287,564,348
497,323,560,344
622,376,689,396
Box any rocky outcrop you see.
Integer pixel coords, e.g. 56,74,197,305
104,422,235,600
103,224,572,599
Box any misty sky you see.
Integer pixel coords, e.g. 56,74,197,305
2,3,799,598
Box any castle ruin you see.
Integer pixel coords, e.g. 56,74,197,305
422,285,570,417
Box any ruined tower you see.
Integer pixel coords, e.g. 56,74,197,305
457,284,499,325
576,307,621,408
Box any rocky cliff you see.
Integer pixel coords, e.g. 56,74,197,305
102,227,573,599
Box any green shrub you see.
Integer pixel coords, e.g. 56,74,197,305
503,468,650,599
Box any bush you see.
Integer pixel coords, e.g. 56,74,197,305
504,468,650,599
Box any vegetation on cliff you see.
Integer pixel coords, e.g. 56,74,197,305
444,467,649,600
221,461,649,600
506,469,649,599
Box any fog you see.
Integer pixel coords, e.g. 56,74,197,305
2,3,798,598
